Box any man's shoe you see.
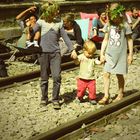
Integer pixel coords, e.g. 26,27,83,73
98,96,109,105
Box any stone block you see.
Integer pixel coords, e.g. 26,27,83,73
0,27,22,40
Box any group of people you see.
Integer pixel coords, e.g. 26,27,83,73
90,4,140,42
15,1,135,109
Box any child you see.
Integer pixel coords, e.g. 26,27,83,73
99,3,133,104
37,3,77,109
74,40,101,105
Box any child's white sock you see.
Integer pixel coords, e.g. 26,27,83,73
26,40,34,48
33,40,39,47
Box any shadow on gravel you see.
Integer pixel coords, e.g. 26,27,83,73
124,89,139,96
96,92,105,101
60,91,106,104
60,90,77,104
60,89,139,105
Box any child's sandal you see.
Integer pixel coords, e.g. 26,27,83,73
98,96,109,105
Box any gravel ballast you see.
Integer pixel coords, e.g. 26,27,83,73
0,53,140,140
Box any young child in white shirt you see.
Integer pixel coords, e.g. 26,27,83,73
74,40,101,105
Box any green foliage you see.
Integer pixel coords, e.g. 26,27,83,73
40,2,60,22
110,5,125,20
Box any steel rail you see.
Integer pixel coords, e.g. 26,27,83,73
0,60,76,88
58,98,140,140
0,51,34,60
29,91,140,140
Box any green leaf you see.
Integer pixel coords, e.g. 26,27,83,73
110,5,125,20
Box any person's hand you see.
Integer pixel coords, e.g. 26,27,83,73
25,20,31,27
100,54,106,64
73,43,79,49
99,28,105,32
95,59,101,65
71,50,77,59
128,54,133,64
28,6,37,13
59,37,64,42
137,17,140,23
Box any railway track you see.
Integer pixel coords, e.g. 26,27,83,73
30,92,140,140
0,50,34,60
0,59,77,89
0,44,139,89
0,1,139,140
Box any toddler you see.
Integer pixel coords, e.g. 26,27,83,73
74,40,101,105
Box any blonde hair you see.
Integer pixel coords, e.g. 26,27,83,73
83,40,96,54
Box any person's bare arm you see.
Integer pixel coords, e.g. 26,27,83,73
127,34,133,64
16,6,37,20
132,17,140,30
73,57,80,65
92,28,98,37
100,32,109,63
71,50,78,60
34,31,40,40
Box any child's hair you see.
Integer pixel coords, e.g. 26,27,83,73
23,13,38,22
107,3,125,26
40,1,53,14
83,40,96,54
40,2,60,22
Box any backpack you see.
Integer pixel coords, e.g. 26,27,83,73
0,58,8,77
